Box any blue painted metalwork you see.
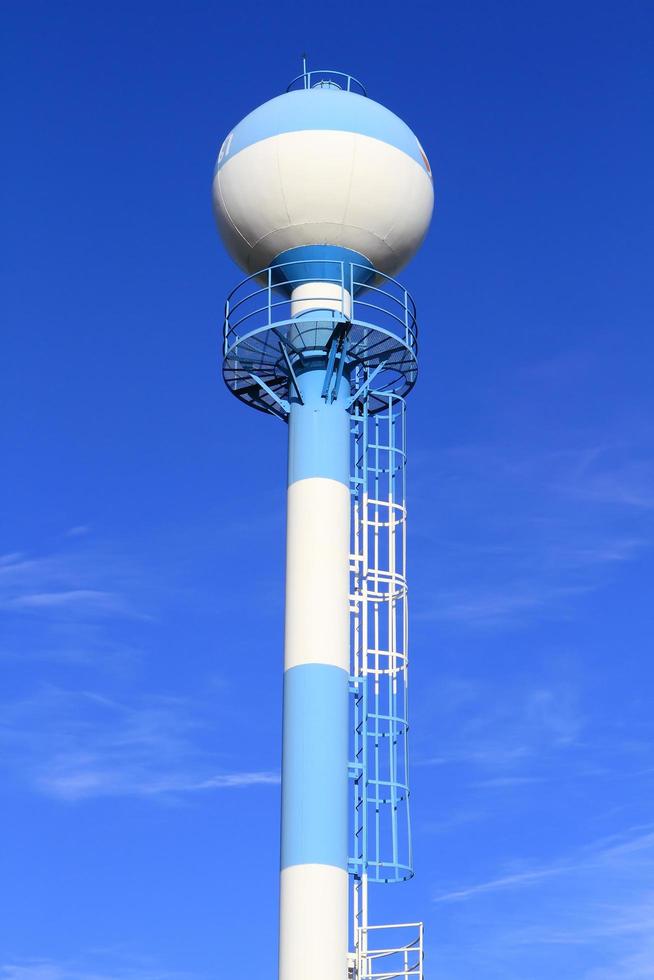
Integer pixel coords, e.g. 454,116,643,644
222,259,418,419
349,393,413,884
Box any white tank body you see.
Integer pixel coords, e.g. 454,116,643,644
213,88,434,277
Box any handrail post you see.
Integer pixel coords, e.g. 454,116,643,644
268,266,272,326
404,288,409,345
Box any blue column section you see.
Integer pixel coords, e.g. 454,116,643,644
281,362,350,873
281,664,349,869
287,367,350,486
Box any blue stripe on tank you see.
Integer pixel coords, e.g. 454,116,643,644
215,89,428,174
288,367,350,488
281,663,349,870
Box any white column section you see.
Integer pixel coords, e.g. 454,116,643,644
284,477,350,672
290,283,352,319
279,865,349,980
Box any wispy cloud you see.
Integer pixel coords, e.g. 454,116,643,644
0,552,24,567
559,447,654,510
414,678,584,773
0,957,198,980
429,826,654,978
417,581,593,627
189,771,279,790
435,863,565,903
64,525,91,538
0,544,155,665
471,775,547,789
0,550,142,620
0,687,278,801
586,936,654,980
4,589,129,613
412,438,654,629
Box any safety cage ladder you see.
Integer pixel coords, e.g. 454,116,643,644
348,392,424,980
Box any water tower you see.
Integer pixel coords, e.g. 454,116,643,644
213,62,433,980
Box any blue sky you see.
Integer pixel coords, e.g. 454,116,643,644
2,1,654,978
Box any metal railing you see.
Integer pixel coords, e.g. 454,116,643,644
223,261,417,359
222,261,419,416
350,393,413,884
286,69,367,96
356,922,424,980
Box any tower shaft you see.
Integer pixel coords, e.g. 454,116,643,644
280,365,350,979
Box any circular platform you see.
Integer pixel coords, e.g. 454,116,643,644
222,262,419,419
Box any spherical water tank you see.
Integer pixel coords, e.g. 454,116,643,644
213,79,434,278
